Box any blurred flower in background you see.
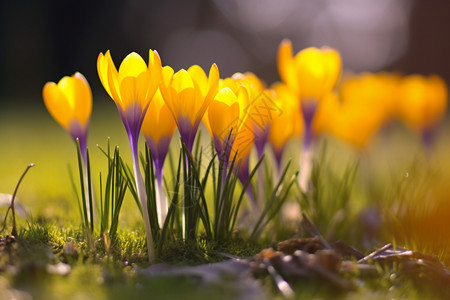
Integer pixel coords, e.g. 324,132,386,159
268,82,303,168
398,74,448,132
328,72,400,149
398,74,448,148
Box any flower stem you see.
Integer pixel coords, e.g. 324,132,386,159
155,174,168,228
182,154,188,240
82,156,97,224
256,158,264,213
298,146,312,192
130,138,155,262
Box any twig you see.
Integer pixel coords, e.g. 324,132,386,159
1,163,35,236
357,243,392,264
265,261,295,299
301,212,331,249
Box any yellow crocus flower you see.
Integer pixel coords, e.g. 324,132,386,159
207,85,249,161
277,39,342,152
203,73,256,135
313,72,401,149
229,72,270,156
97,50,161,140
311,92,339,136
206,74,256,163
398,74,448,131
141,88,176,227
277,39,341,101
233,116,255,180
231,72,265,100
43,72,94,223
340,72,399,123
141,89,176,181
330,72,399,148
269,83,303,166
159,64,219,152
97,50,162,263
330,92,385,149
42,72,92,157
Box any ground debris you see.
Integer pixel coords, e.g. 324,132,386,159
276,237,325,254
251,245,355,293
359,243,450,282
139,260,267,300
0,235,16,247
0,235,16,256
248,214,450,297
140,214,450,298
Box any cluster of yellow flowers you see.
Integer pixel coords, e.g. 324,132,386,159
42,39,448,261
277,39,448,151
43,41,449,169
313,72,448,149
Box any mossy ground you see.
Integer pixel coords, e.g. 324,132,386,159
1,220,448,300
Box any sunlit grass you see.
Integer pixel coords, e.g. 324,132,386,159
3,100,450,247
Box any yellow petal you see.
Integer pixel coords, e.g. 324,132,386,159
159,66,176,118
399,74,448,129
332,103,382,149
149,50,162,73
214,86,238,106
43,81,72,130
68,73,92,126
106,56,122,106
161,65,175,88
188,64,208,96
268,83,303,152
97,52,111,98
340,72,398,125
269,113,295,153
118,52,148,81
321,48,342,97
158,104,177,139
277,39,299,95
294,46,341,100
196,64,220,123
169,69,197,123
97,51,122,107
142,89,176,144
172,69,194,93
427,75,448,126
220,77,240,93
312,92,339,134
97,51,119,101
208,63,220,92
119,76,139,111
147,50,162,103
272,82,302,136
236,85,250,119
232,117,254,162
209,88,240,143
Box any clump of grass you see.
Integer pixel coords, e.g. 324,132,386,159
97,141,129,240
384,157,450,266
159,236,265,265
299,142,359,243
